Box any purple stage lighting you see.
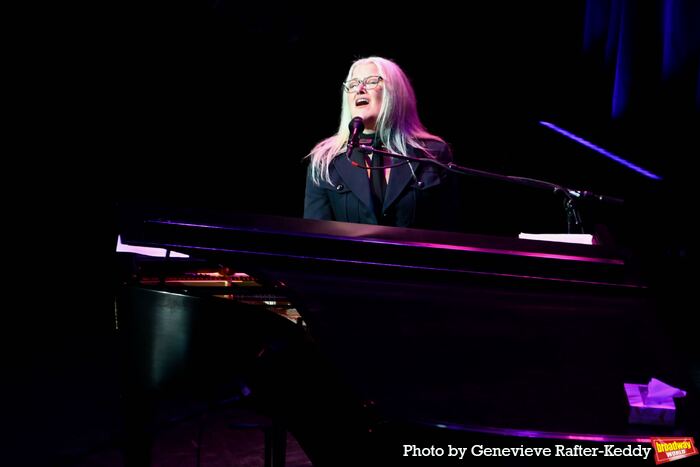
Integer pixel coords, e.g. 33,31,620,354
539,121,662,180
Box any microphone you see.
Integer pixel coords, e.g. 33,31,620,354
346,117,364,158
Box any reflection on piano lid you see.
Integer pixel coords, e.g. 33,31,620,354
139,271,256,287
119,251,301,324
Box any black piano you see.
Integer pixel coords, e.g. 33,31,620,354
117,206,697,466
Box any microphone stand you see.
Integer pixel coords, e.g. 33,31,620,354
355,145,624,234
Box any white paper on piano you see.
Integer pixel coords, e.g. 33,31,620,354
116,235,189,258
518,233,594,245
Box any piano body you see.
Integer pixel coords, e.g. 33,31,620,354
117,206,696,465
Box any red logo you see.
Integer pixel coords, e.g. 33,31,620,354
651,437,698,464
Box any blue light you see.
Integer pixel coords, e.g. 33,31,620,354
539,121,662,180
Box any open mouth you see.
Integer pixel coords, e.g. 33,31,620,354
355,97,369,107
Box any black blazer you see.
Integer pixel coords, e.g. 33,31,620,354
304,140,459,231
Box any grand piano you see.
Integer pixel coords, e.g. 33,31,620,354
117,205,697,465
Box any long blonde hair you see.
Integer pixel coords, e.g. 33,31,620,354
308,56,444,185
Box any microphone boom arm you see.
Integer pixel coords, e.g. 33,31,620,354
356,145,624,234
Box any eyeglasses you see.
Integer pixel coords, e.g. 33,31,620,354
343,76,383,93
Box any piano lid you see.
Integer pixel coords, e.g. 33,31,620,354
119,206,637,287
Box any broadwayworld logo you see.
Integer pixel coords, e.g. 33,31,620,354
651,437,698,464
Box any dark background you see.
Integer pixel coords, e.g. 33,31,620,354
9,1,698,464
102,0,698,241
